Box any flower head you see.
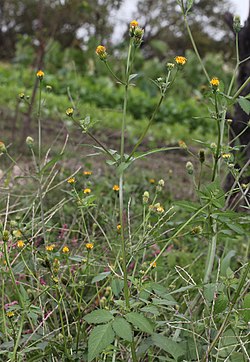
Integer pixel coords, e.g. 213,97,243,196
46,244,55,252
83,188,91,194
86,243,94,250
6,311,15,318
130,20,139,28
178,140,187,149
36,70,44,80
96,45,107,61
67,177,75,184
166,63,175,71
66,107,74,117
62,246,69,253
19,92,25,99
117,224,121,232
150,261,157,268
149,178,155,184
113,184,119,191
26,136,34,148
83,171,92,176
175,56,187,66
210,77,220,89
156,205,164,213
17,240,25,248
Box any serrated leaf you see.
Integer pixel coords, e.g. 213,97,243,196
112,317,133,342
238,97,250,115
242,293,250,323
91,271,110,283
88,323,115,362
152,333,185,360
125,312,154,334
84,309,114,324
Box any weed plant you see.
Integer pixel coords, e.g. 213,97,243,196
0,1,249,361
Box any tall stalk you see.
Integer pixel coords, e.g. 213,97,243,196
119,40,138,362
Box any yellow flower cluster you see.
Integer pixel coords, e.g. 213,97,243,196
17,240,25,248
62,246,69,253
46,244,55,252
113,184,119,191
175,56,187,66
210,77,220,87
36,70,44,80
86,243,94,250
67,177,75,184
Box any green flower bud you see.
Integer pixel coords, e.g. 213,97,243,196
186,161,194,175
26,136,34,148
233,15,241,33
198,149,205,164
0,142,7,154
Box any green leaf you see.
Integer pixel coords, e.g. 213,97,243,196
133,147,179,162
84,309,114,324
128,74,138,83
112,317,133,342
242,293,250,323
111,278,123,297
152,333,185,360
88,323,115,362
91,271,110,283
221,250,236,277
141,305,160,316
238,96,250,115
214,294,228,314
125,312,154,334
38,154,64,175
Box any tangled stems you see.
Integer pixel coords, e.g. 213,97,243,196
202,260,250,361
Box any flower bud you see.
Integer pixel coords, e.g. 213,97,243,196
210,77,220,91
26,136,34,148
36,70,44,80
227,119,233,125
166,63,175,71
133,27,144,47
158,179,165,187
0,141,7,154
95,45,107,61
143,191,149,204
198,149,205,164
19,92,25,100
66,107,74,117
178,140,187,149
186,161,194,175
3,230,10,242
233,15,241,33
191,225,203,235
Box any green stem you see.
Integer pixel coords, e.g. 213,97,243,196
227,33,239,96
203,218,217,284
183,15,210,83
86,131,117,163
38,80,42,166
119,38,138,362
104,62,125,85
127,95,164,162
231,76,250,101
211,92,221,182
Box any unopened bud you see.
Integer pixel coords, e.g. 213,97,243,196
143,191,149,204
0,141,7,154
26,136,34,148
186,161,194,175
233,15,241,33
166,63,175,71
3,230,10,242
227,119,233,125
198,149,205,164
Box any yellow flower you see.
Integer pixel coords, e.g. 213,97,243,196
210,77,220,87
175,56,187,66
83,188,91,194
96,45,107,61
67,177,75,184
113,184,119,191
150,261,157,268
66,107,74,117
19,92,25,99
36,70,44,80
117,224,121,232
6,311,15,318
130,20,139,27
86,243,94,250
83,171,92,176
222,153,231,159
62,246,69,253
156,206,164,213
149,178,155,184
46,244,55,251
17,240,25,248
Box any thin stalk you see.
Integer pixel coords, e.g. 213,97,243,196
231,76,250,101
38,80,42,166
211,92,221,182
104,62,125,85
227,33,239,96
183,15,210,83
119,38,138,362
127,95,164,162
